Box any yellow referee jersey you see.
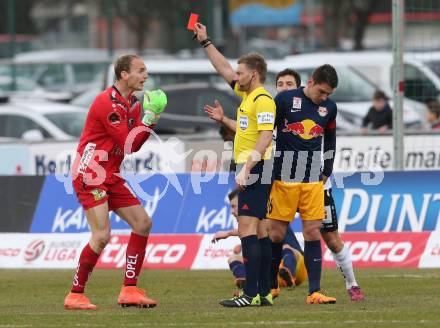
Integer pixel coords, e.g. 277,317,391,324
232,81,276,164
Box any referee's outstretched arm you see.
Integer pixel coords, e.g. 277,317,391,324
194,23,236,85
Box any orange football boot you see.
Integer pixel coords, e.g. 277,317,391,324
306,291,336,304
64,292,97,310
118,286,157,308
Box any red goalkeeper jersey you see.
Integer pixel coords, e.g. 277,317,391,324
72,86,150,185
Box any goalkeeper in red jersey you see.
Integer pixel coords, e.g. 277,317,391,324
64,54,167,310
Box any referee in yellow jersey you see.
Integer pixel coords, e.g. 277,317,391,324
194,23,275,307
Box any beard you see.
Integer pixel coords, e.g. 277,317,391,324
238,78,252,92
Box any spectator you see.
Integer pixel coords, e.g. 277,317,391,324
426,100,440,130
361,90,392,134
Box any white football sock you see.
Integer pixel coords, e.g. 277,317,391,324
333,244,358,289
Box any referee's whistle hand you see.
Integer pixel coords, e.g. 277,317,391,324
235,168,248,191
194,23,208,42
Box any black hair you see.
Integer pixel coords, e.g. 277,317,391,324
276,68,301,88
312,64,338,88
227,189,239,201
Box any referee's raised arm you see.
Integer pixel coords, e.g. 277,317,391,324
194,23,236,85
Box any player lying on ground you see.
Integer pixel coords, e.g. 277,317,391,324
64,54,167,310
211,189,308,299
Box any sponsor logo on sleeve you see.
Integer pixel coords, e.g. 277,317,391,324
257,112,275,124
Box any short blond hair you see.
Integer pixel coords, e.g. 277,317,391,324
237,52,267,83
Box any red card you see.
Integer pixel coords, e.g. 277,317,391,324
187,13,199,31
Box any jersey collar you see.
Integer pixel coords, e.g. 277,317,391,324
247,86,266,98
111,85,134,109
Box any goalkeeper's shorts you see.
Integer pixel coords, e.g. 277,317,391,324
73,175,140,211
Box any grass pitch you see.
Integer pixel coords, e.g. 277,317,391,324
0,268,439,327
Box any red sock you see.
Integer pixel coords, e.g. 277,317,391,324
124,232,148,286
71,243,100,293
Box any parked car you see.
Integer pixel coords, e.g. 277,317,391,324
289,51,440,104
71,82,239,134
0,75,41,92
155,83,239,134
70,87,100,108
285,51,440,120
104,57,226,90
11,49,109,101
101,56,423,132
0,95,86,140
0,75,74,102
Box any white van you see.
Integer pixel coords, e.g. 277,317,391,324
284,52,432,125
268,59,422,130
13,49,110,99
104,58,227,90
286,51,440,103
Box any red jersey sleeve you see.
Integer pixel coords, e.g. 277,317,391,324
130,104,152,153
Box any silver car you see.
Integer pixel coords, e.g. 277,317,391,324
0,95,86,141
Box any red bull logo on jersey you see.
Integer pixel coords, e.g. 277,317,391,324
282,119,324,140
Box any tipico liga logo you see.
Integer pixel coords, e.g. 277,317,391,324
24,239,45,262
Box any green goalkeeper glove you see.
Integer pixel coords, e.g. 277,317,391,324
142,89,167,126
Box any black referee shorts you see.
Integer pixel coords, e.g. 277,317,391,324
237,160,272,219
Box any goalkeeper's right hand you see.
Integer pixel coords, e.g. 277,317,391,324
142,89,167,126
